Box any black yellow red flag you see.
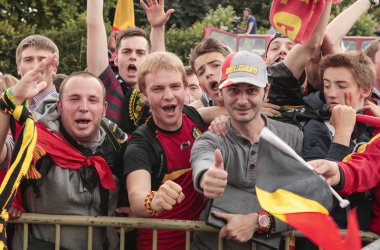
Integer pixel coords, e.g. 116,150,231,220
0,90,38,249
256,127,361,250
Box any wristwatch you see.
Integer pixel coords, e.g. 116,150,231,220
257,210,271,234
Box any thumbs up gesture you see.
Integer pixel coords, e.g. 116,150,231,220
200,149,228,198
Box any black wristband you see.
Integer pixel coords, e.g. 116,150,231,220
333,167,345,191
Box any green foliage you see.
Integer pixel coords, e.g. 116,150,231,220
206,0,272,33
330,4,379,36
1,1,379,77
0,1,114,76
0,20,36,75
42,13,89,74
166,5,235,64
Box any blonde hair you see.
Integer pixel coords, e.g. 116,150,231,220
0,74,18,92
16,35,59,66
137,51,187,92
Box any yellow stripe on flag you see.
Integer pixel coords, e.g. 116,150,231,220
256,186,329,221
113,0,135,31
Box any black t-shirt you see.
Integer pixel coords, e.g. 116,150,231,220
123,106,205,190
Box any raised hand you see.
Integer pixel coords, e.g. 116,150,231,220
330,104,356,146
151,180,185,212
140,0,174,28
200,149,228,198
12,54,58,105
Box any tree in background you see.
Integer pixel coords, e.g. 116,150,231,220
166,5,235,63
0,1,378,76
0,0,115,76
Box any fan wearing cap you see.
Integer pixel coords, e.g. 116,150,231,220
191,51,302,250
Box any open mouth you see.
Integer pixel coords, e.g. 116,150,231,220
163,104,176,113
209,81,219,92
274,57,284,63
75,119,90,125
127,64,137,73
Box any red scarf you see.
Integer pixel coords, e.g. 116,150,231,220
35,123,116,190
270,0,331,44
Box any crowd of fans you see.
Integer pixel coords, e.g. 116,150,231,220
0,0,380,249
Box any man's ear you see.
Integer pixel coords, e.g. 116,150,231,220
361,86,372,99
52,65,58,76
103,101,108,117
56,100,61,114
263,84,271,99
141,91,148,104
16,66,21,77
114,54,119,67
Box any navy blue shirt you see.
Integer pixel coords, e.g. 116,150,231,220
246,15,257,34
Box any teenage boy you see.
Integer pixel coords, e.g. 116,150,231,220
300,52,376,249
87,0,173,133
124,51,226,250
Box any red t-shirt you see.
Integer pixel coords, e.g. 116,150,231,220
135,115,205,250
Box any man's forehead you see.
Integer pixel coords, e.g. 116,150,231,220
194,52,225,70
65,76,102,92
119,36,149,50
21,47,53,57
269,38,294,47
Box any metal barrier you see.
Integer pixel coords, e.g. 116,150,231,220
9,213,380,250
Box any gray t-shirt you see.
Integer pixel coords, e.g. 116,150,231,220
191,116,303,250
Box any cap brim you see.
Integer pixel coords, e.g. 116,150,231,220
218,77,267,89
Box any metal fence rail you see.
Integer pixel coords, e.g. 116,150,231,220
9,213,380,250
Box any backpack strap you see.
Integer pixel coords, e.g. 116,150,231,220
183,105,207,132
134,123,167,191
100,119,122,152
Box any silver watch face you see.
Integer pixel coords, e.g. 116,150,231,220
259,214,270,227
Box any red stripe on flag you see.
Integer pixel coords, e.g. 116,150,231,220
284,212,361,250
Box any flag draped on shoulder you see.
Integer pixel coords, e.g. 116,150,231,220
269,0,341,43
256,127,361,250
113,0,135,31
0,90,39,250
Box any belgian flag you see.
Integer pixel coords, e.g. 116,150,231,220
256,128,361,250
113,0,135,31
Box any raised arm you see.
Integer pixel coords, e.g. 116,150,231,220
87,0,109,77
141,0,174,52
197,106,228,126
0,55,57,164
323,0,379,55
283,1,331,80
